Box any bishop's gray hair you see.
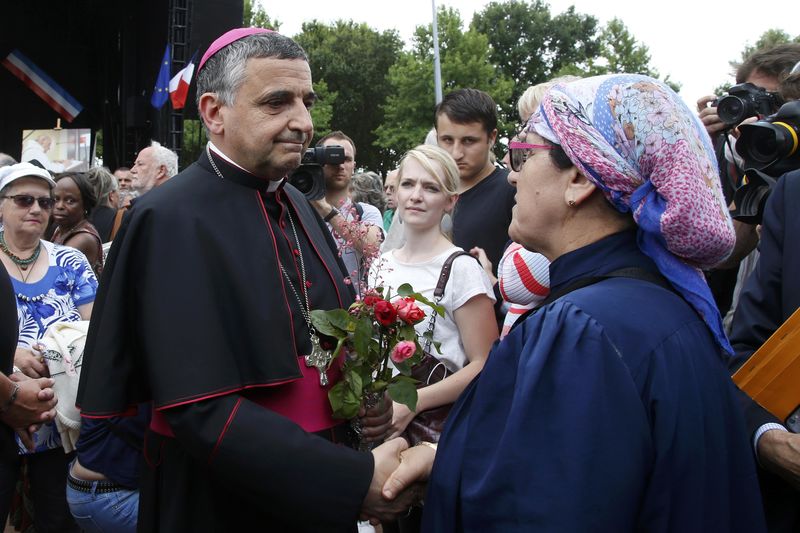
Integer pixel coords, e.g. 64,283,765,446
195,32,308,110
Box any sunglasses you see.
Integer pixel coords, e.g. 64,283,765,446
2,194,56,211
508,141,553,172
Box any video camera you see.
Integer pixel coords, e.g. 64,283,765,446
287,145,345,201
715,82,783,126
732,100,800,223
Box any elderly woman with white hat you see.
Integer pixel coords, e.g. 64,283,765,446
0,162,97,531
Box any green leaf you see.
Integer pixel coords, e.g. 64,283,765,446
327,381,347,417
393,358,414,376
398,324,418,341
396,283,415,297
353,317,373,357
310,310,346,338
327,308,357,332
328,372,363,419
388,378,418,413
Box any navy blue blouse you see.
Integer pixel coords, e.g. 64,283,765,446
423,231,765,532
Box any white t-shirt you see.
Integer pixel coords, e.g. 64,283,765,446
370,246,496,372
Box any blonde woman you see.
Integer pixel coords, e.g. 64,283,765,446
370,145,498,442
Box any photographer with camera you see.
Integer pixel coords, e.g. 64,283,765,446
727,65,800,530
696,45,800,321
307,131,383,295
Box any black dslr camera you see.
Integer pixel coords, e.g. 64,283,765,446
732,100,800,223
288,145,345,201
716,82,783,126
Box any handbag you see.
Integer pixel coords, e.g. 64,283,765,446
403,250,478,445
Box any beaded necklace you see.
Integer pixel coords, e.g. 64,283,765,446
0,231,41,271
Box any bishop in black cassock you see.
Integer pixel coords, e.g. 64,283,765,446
77,145,377,530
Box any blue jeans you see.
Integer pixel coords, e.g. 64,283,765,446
66,481,138,533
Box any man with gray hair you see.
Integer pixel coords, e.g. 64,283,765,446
129,141,178,194
77,28,414,531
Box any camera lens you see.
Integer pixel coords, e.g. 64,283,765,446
750,133,778,163
290,169,313,194
739,122,799,164
717,95,746,124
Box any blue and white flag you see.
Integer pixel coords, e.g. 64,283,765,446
2,49,83,122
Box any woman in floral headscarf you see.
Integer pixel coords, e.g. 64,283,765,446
382,75,766,531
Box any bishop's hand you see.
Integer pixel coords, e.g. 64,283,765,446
361,437,420,524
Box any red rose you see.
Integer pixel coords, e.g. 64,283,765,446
373,300,397,326
394,297,426,325
390,341,417,364
363,291,382,307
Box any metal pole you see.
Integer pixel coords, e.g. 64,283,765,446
431,0,443,104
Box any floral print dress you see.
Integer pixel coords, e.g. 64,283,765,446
11,239,97,454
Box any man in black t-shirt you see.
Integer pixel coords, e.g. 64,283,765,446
435,89,515,275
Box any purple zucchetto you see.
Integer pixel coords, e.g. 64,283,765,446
198,27,274,71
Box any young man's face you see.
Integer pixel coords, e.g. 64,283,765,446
435,114,496,183
322,138,355,193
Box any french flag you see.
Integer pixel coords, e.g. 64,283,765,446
2,49,83,122
169,51,197,110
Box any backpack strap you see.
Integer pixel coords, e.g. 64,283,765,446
109,208,126,242
510,266,673,332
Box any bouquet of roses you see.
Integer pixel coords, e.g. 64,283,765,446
310,283,444,421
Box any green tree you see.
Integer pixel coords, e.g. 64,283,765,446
181,119,208,168
716,28,800,94
740,29,800,63
295,21,402,173
471,0,599,123
243,0,280,30
582,18,681,93
375,7,513,162
309,79,336,137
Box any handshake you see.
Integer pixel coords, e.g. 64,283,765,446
360,437,437,525
1,346,60,451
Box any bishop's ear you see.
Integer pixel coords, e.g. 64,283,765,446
198,93,225,136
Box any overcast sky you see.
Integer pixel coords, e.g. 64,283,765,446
260,0,800,108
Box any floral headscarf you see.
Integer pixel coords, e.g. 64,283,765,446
527,74,735,354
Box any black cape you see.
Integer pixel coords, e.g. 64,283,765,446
76,151,373,531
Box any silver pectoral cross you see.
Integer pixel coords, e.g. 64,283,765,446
305,334,333,386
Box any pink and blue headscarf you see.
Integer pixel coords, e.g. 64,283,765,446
527,74,735,354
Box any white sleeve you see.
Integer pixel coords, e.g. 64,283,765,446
358,203,383,228
445,255,496,312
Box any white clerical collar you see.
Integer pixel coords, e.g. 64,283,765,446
206,141,284,192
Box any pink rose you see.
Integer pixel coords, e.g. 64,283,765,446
394,297,426,325
390,340,416,364
374,300,397,326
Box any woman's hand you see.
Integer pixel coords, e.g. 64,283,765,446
0,376,57,430
382,443,437,501
469,247,497,285
14,346,49,379
388,401,416,440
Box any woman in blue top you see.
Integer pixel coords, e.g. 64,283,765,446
0,162,97,532
380,75,766,532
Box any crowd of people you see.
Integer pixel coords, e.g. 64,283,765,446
0,25,798,533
